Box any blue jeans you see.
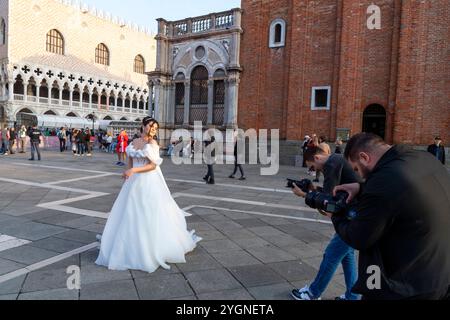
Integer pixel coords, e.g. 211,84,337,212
77,142,84,155
309,234,359,300
30,141,41,160
2,140,9,153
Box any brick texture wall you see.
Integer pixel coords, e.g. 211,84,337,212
238,0,449,146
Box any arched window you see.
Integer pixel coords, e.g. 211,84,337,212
134,55,145,74
190,66,209,105
190,65,209,125
0,18,6,45
95,43,110,66
46,29,64,55
269,19,286,48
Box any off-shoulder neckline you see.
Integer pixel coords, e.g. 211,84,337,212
129,142,158,152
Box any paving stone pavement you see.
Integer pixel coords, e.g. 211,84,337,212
0,150,349,300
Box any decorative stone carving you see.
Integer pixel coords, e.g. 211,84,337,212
222,39,230,53
173,47,179,58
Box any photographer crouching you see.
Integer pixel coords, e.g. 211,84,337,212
289,145,362,300
330,133,449,300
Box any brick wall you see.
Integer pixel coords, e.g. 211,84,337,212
239,0,450,150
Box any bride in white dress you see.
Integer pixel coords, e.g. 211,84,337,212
96,117,201,273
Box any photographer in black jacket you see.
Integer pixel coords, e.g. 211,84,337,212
332,133,450,300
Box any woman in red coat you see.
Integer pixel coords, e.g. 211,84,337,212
116,129,129,166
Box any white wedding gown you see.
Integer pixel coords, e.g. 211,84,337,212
95,142,201,273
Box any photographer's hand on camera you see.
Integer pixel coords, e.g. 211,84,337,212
292,183,307,198
333,183,361,203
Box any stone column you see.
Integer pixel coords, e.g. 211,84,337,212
1,82,6,99
183,80,190,125
154,82,161,122
48,86,52,106
207,80,214,125
69,88,73,107
36,86,40,101
223,79,229,127
168,83,175,125
88,91,92,109
23,83,27,101
59,88,63,105
7,81,13,101
226,75,240,127
148,83,154,117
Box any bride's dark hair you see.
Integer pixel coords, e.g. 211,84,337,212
142,117,159,140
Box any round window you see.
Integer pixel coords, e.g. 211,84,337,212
195,46,206,60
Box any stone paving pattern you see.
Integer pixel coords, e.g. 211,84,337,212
0,150,348,300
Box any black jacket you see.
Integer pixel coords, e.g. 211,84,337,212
427,144,446,165
28,128,42,143
332,145,450,299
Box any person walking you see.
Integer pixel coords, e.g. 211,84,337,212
58,127,67,153
77,128,85,157
229,133,246,180
203,136,216,185
427,136,446,165
116,129,128,166
28,125,43,161
84,128,92,157
2,127,10,156
18,125,27,153
8,127,16,155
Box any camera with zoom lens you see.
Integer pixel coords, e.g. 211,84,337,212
286,178,313,192
305,190,349,215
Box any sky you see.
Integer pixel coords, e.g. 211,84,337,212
81,0,241,34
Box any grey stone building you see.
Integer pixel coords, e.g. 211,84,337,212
148,8,242,146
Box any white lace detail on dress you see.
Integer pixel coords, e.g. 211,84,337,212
126,143,163,166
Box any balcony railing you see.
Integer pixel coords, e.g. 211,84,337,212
160,9,240,38
10,94,142,115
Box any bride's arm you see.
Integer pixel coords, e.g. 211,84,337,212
123,161,157,179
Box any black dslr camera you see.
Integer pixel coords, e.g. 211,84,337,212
286,178,313,191
287,178,349,215
305,191,349,215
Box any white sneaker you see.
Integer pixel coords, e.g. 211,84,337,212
96,234,102,242
291,285,322,301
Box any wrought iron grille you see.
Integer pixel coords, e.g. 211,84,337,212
213,107,224,125
175,106,184,125
189,105,208,125
213,80,225,104
175,83,185,105
190,66,208,105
